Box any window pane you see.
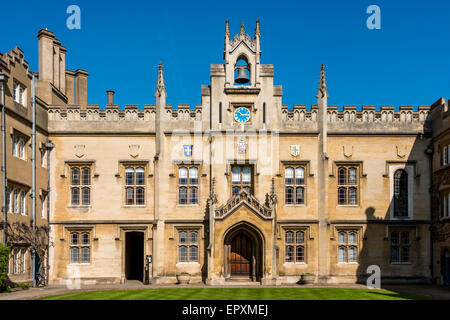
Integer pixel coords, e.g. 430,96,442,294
349,188,357,205
136,167,145,185
81,233,90,245
12,137,18,156
401,247,410,262
401,232,410,245
136,187,145,205
189,187,198,204
285,231,294,243
232,167,241,184
126,187,134,205
179,187,187,204
295,167,305,185
71,168,80,185
70,233,79,245
179,231,187,244
189,232,198,244
296,187,304,204
348,168,357,185
338,188,346,205
81,247,90,263
20,191,26,215
70,247,79,263
189,246,198,262
125,167,135,185
14,189,19,213
349,246,357,262
338,168,347,185
296,246,305,262
285,246,294,262
285,167,294,185
243,186,252,195
349,232,357,244
179,246,187,262
6,187,12,212
338,232,347,244
82,168,90,185
296,231,305,244
285,187,294,204
391,232,399,245
242,167,251,184
338,246,347,262
82,188,90,205
391,246,399,263
71,188,80,205
189,167,198,185
179,167,188,185
19,141,25,159
232,186,240,196
394,170,408,217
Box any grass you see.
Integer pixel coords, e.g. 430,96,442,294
37,288,429,300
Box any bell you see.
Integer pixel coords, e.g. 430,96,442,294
235,66,250,84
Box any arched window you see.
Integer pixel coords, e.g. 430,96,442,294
231,166,253,196
126,187,134,205
136,187,145,205
189,167,198,185
394,169,408,217
179,187,187,205
232,167,241,184
136,167,145,185
296,187,305,204
348,187,357,205
189,187,198,204
71,168,80,185
348,168,357,185
125,167,135,185
338,168,347,185
242,167,251,185
338,246,347,262
178,167,188,185
81,187,90,205
71,232,79,245
285,231,294,243
178,230,199,262
178,165,199,205
295,167,305,185
285,246,294,262
296,231,305,244
285,167,294,185
71,187,80,206
82,168,91,185
285,187,294,204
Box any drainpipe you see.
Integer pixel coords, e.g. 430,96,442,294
0,73,8,246
425,144,434,283
31,74,36,286
45,138,55,286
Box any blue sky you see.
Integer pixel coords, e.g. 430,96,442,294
1,0,449,110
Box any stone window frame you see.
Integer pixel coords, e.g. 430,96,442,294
69,230,92,264
284,229,307,263
337,166,359,206
70,165,92,207
284,165,306,206
11,129,29,161
389,229,412,265
177,228,200,263
124,165,147,207
230,164,254,197
12,80,27,106
177,165,199,205
336,229,359,264
389,164,414,220
6,182,29,215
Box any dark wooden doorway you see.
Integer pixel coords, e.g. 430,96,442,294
125,232,144,281
230,233,252,278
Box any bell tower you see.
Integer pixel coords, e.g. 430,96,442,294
210,20,279,131
224,20,261,87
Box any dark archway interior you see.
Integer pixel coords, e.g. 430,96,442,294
125,232,144,281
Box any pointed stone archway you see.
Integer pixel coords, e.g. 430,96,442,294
223,221,264,282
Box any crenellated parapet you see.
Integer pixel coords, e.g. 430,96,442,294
280,104,431,134
164,104,203,121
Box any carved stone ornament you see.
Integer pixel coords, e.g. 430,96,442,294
343,145,353,158
74,145,85,158
129,145,140,158
396,145,407,158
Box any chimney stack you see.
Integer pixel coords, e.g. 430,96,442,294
75,69,88,108
106,90,115,105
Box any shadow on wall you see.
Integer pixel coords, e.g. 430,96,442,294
355,132,432,285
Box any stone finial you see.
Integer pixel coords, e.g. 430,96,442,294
210,177,218,204
255,19,261,38
316,63,328,99
225,20,230,39
269,178,278,205
240,22,245,35
155,62,166,97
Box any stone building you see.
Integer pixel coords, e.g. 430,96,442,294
429,97,450,286
1,21,448,286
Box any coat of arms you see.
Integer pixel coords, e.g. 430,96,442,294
184,145,193,157
74,145,85,158
129,145,140,158
290,145,300,157
237,137,247,154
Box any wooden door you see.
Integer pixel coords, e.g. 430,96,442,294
230,234,252,277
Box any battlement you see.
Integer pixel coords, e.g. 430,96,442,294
281,104,431,124
0,46,31,75
165,104,203,121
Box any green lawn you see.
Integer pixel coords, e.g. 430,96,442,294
37,288,428,300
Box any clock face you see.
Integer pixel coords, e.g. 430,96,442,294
234,107,251,123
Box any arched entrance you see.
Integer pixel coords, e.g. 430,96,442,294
224,223,263,282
